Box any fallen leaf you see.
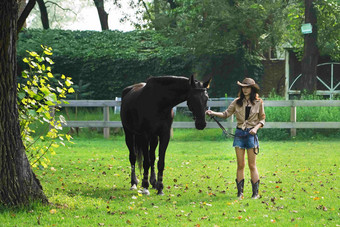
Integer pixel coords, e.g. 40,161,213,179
49,209,57,214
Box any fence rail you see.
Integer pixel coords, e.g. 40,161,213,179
57,100,340,138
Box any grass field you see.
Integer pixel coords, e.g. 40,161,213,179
0,135,339,226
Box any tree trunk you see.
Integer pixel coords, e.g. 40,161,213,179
18,0,27,27
93,0,109,30
0,0,48,206
37,0,49,29
300,0,319,92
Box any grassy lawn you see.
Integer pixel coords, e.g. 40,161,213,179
0,135,339,226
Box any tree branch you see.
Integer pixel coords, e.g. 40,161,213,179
17,0,36,35
45,1,77,15
139,0,152,21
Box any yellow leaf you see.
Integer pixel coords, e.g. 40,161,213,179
49,209,57,214
68,87,75,93
65,81,71,87
44,50,53,55
61,74,66,79
47,72,53,78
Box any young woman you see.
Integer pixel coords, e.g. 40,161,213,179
205,78,265,199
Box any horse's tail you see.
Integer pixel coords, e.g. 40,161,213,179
134,135,144,175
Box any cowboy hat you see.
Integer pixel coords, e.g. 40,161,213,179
237,78,260,92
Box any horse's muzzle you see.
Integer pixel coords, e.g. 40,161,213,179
195,121,206,130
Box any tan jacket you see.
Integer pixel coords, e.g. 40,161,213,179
223,98,265,130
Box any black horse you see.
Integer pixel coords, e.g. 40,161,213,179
120,75,211,195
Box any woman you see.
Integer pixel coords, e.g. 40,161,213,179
206,78,265,199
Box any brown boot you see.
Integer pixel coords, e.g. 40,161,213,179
235,179,244,199
251,180,260,199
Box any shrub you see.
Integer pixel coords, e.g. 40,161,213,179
18,46,74,169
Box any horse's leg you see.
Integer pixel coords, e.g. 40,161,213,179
140,135,151,195
156,132,170,195
149,136,158,188
124,129,138,190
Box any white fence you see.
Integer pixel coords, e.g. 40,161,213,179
57,100,340,138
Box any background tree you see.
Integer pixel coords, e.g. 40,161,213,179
300,0,319,92
28,0,80,29
0,0,48,205
132,0,339,93
93,0,109,30
283,0,339,92
37,0,50,29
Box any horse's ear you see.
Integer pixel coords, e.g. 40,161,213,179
203,77,212,89
189,75,196,88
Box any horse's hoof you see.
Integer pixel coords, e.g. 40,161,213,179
130,184,137,190
157,191,164,196
138,188,150,195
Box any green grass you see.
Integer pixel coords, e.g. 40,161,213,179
0,136,339,226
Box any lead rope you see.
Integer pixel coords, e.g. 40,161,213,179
210,115,259,155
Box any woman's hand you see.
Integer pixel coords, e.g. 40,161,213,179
205,110,213,116
249,128,258,135
249,124,262,135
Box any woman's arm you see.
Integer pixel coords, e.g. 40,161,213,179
205,110,227,118
249,100,265,135
205,99,237,119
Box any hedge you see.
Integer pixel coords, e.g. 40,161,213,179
17,29,263,99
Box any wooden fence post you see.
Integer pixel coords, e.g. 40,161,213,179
103,106,110,138
290,105,297,137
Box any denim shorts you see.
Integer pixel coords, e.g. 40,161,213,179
233,128,259,150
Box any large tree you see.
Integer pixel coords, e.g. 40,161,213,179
300,0,319,91
0,0,48,206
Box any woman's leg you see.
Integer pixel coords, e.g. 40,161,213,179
235,147,246,198
247,148,260,198
247,148,259,182
235,147,246,182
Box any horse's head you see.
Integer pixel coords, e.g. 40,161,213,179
187,75,211,130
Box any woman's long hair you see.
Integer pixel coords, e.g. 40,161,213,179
236,86,259,107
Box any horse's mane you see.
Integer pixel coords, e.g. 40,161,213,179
146,76,188,86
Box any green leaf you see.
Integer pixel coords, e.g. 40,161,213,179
45,93,57,102
40,86,50,95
